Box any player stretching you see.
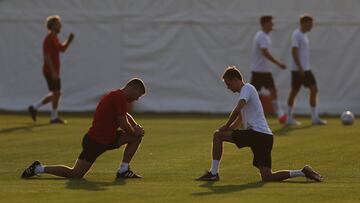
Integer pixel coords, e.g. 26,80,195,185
28,15,74,124
196,66,323,182
286,14,326,125
22,78,146,179
250,15,287,123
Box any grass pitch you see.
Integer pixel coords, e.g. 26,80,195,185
0,112,359,203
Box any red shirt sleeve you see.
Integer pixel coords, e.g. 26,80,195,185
44,36,53,55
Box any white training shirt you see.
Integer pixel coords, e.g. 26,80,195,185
250,30,272,72
238,83,272,135
290,28,310,71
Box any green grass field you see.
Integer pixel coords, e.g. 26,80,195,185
0,112,359,203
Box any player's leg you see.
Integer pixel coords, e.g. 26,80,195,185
258,166,291,181
286,71,301,125
21,134,105,179
266,73,286,123
269,86,287,123
305,71,326,125
258,165,323,182
49,78,66,124
196,130,235,181
21,159,93,179
28,75,55,121
116,133,143,178
212,130,234,160
43,159,92,178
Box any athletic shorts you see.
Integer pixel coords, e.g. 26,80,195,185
44,74,61,91
291,70,317,90
231,129,273,168
78,131,123,163
250,72,276,91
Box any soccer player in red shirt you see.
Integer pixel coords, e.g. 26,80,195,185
28,15,75,124
22,78,146,179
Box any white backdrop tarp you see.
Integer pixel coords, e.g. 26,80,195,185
1,0,360,114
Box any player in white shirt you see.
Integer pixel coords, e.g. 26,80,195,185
287,15,327,125
250,16,287,124
196,66,322,182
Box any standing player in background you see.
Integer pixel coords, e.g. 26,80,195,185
28,15,75,124
286,15,326,125
250,15,287,124
22,78,146,179
196,66,323,182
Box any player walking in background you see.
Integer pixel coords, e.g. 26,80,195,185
196,66,323,182
250,15,287,124
22,78,146,179
28,15,75,124
286,15,326,125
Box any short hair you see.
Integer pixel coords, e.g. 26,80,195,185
126,78,146,94
260,15,273,26
46,15,60,30
222,65,243,81
300,14,313,24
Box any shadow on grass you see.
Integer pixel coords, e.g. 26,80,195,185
279,180,315,184
192,181,265,196
272,124,313,136
66,178,126,191
0,123,50,135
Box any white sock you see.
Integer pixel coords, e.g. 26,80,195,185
272,100,284,117
311,107,318,121
33,101,43,110
210,160,219,175
51,109,58,120
288,106,293,120
118,162,129,173
35,165,44,174
289,170,305,177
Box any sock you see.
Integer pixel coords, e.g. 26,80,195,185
287,106,293,120
51,109,58,120
272,100,284,117
118,162,129,173
289,170,305,178
210,160,219,175
311,107,318,121
33,101,43,110
35,165,44,174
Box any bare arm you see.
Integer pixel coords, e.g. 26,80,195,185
59,33,75,52
262,48,286,69
228,114,242,130
117,114,143,137
291,47,304,72
44,54,58,79
219,99,246,131
126,113,138,127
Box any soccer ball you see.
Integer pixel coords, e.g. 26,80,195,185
341,111,354,125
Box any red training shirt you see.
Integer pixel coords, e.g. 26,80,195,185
42,33,64,76
88,89,128,144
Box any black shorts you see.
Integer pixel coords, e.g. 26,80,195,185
78,132,122,163
291,70,317,90
231,129,273,168
44,74,61,91
250,72,276,91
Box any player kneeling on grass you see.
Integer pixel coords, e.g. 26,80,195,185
196,66,323,182
22,78,146,179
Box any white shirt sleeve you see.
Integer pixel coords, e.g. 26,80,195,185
239,85,252,103
258,34,270,49
291,32,301,48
